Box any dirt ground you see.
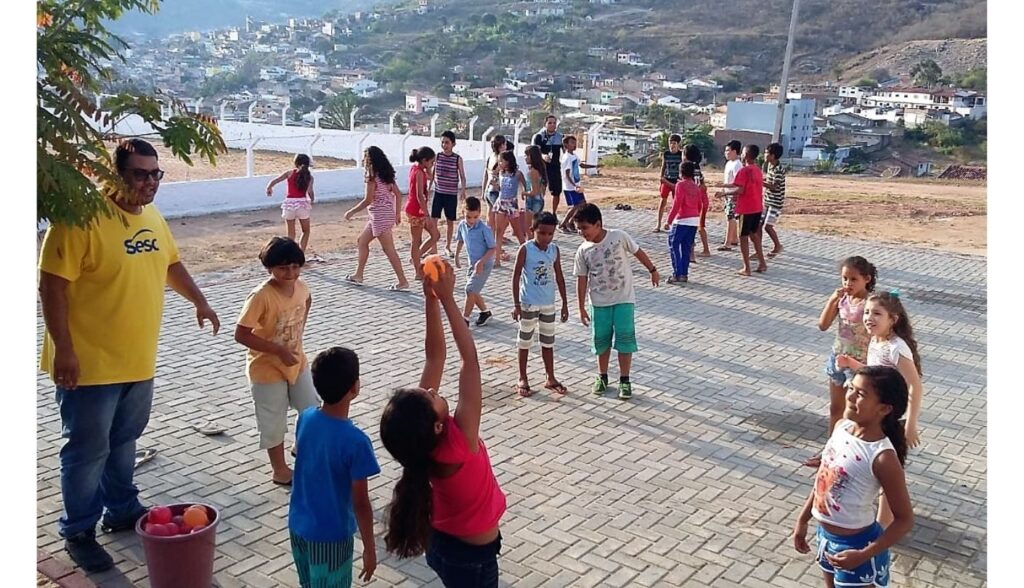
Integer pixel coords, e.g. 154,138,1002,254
157,150,986,275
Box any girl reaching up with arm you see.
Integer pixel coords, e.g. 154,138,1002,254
380,256,507,587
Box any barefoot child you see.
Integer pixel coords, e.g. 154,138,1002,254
837,291,925,528
663,162,708,284
716,144,767,276
762,142,787,257
806,256,876,468
343,146,410,290
490,151,527,267
655,134,683,232
234,237,319,485
574,203,660,400
683,144,711,259
522,145,548,240
793,366,914,588
511,213,570,397
407,147,441,279
455,196,498,326
433,131,468,257
289,347,379,586
266,154,315,252
481,135,506,236
380,258,507,586
558,135,601,234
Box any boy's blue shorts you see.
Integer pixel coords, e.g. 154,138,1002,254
816,522,891,587
564,190,586,207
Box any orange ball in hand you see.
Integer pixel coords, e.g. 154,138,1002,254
422,255,447,282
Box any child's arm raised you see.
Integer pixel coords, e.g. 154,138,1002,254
344,179,376,220
265,170,292,196
827,451,913,570
896,357,924,448
418,280,446,394
429,260,483,449
554,247,569,322
818,288,845,331
511,245,527,321
352,478,377,582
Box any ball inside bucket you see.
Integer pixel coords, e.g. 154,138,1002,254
136,503,219,588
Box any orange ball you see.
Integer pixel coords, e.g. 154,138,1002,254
422,255,446,282
182,505,210,528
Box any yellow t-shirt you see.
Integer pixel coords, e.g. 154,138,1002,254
39,205,180,386
236,279,310,385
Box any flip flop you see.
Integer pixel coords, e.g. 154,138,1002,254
717,246,733,251
387,284,411,292
344,274,364,285
544,382,569,395
755,266,767,273
516,383,533,397
272,477,293,486
134,448,157,469
191,422,226,436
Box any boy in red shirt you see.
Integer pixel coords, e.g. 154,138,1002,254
663,162,708,283
716,144,767,276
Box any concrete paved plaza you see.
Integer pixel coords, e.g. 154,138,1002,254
36,208,987,587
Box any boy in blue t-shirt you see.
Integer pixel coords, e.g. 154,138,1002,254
289,347,380,587
511,212,570,397
454,196,498,327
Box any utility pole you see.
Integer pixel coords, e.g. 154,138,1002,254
773,0,802,150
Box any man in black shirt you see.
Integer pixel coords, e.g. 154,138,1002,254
532,115,564,218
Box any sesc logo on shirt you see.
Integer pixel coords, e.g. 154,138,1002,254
124,228,160,255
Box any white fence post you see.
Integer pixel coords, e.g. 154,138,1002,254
282,105,289,126
313,106,323,129
219,101,227,120
586,122,604,175
350,106,360,131
389,111,401,135
246,137,261,178
468,115,479,141
430,113,440,138
308,134,322,163
248,102,257,123
400,130,415,163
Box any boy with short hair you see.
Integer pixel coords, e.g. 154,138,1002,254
717,140,743,251
762,141,787,257
573,204,660,400
235,236,319,485
716,144,768,276
558,135,601,234
511,212,570,397
656,134,684,232
454,196,498,326
289,347,380,587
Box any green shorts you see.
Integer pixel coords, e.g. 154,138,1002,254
590,303,637,355
290,531,354,588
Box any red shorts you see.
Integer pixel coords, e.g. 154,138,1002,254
659,180,676,199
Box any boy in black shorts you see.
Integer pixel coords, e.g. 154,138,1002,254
716,144,767,276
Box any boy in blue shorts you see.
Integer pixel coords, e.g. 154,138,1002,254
573,203,660,399
289,347,379,587
455,196,498,326
558,135,601,234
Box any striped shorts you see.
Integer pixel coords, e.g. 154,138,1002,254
517,304,557,350
290,531,354,588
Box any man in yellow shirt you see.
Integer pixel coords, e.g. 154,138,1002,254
38,139,220,572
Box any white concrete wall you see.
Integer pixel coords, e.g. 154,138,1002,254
156,160,488,219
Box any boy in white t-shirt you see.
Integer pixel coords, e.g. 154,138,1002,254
716,140,743,251
558,136,601,234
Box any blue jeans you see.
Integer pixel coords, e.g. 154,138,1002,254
426,530,501,588
56,380,154,537
668,224,698,277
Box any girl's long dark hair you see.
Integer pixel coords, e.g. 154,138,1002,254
525,145,545,174
855,366,909,465
366,146,396,185
293,153,312,192
499,151,518,175
490,134,506,155
841,256,878,292
379,389,441,558
869,292,922,375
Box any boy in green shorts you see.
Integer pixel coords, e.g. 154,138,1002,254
573,203,660,399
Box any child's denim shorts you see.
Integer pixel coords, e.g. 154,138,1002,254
816,522,890,587
524,196,544,215
824,350,855,387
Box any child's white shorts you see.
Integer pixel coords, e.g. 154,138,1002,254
250,368,320,449
517,304,558,350
282,198,312,220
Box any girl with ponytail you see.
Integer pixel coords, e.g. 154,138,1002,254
266,153,316,252
380,257,506,586
793,366,913,588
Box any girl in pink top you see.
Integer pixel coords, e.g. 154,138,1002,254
343,147,410,291
380,258,506,587
266,153,315,252
406,147,441,281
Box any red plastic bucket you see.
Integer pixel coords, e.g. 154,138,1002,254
135,503,220,588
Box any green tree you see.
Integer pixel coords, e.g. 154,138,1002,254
911,59,943,87
615,142,632,157
854,78,877,88
444,109,464,134
37,0,225,227
320,91,358,130
541,93,559,116
956,68,987,91
481,13,498,28
471,102,501,131
682,125,715,160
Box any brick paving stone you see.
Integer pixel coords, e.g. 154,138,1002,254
36,210,987,586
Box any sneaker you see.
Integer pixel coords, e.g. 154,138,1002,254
100,504,148,533
618,381,633,400
591,376,607,395
64,531,114,573
475,311,493,326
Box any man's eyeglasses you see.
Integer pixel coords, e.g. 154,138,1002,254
126,168,165,182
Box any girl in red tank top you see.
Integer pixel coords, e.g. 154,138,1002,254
266,154,315,252
406,147,440,281
380,259,506,587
